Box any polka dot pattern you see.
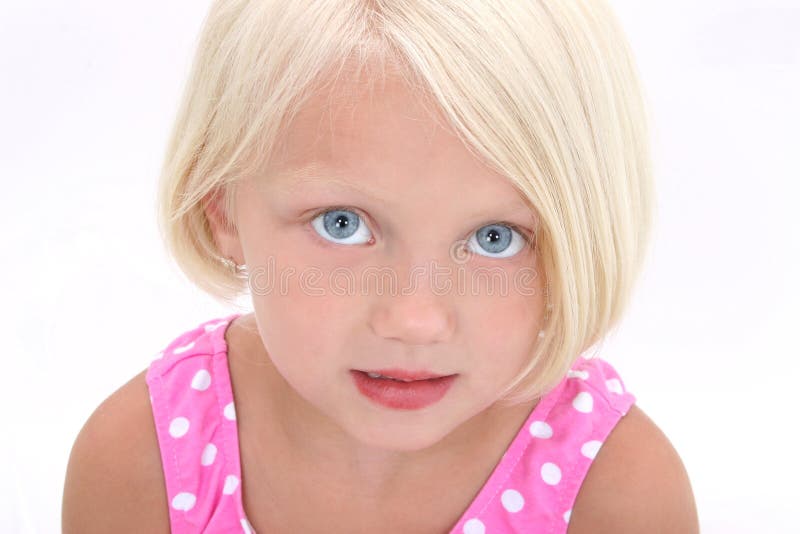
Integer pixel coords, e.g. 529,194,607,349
606,377,624,394
541,462,562,485
200,443,217,466
223,474,240,495
453,355,636,533
572,391,594,413
191,369,212,391
204,320,227,332
567,369,589,380
529,421,553,439
171,491,196,512
146,315,636,534
146,313,257,533
463,518,486,534
501,489,525,512
581,440,603,460
168,417,190,438
172,341,195,354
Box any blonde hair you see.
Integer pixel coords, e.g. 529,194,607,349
156,0,655,405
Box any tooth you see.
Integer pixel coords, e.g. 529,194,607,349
365,372,419,382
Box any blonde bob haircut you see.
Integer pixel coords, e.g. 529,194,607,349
157,0,655,406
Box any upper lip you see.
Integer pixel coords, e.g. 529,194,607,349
358,368,454,381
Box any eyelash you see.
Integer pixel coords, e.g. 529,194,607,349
307,205,533,249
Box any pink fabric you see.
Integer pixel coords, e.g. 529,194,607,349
146,313,254,534
146,313,636,533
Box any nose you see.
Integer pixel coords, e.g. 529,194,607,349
368,271,456,346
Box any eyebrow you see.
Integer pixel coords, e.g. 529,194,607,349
279,173,388,205
272,162,536,223
274,164,391,206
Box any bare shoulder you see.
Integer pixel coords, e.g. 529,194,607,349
567,403,699,534
62,368,170,534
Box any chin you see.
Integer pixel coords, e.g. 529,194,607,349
357,427,450,453
340,410,463,453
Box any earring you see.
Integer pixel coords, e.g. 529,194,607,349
225,256,246,274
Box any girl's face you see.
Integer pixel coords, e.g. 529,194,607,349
216,72,547,453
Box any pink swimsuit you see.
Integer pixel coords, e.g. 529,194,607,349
146,313,636,533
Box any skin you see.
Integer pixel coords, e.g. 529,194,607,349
206,65,549,514
61,369,699,533
62,63,698,534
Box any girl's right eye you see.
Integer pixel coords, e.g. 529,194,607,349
310,208,374,245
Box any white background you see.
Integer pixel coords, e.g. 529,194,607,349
1,1,798,532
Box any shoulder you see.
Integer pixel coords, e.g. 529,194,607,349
566,403,699,534
62,368,170,534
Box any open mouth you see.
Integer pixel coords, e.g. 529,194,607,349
365,373,415,382
356,368,453,382
350,370,458,410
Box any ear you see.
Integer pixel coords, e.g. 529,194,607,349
203,188,244,265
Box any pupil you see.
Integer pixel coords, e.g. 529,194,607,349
476,224,512,254
323,209,359,239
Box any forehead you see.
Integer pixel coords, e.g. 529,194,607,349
264,71,530,211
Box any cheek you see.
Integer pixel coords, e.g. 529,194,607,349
463,293,541,365
251,275,354,372
244,225,368,366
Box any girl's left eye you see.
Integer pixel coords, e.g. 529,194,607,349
311,208,373,245
466,223,528,259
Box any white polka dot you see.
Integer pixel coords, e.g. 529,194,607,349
148,395,153,405
541,462,562,485
572,391,594,413
191,369,212,391
241,517,255,534
567,369,589,380
171,491,196,511
169,417,190,438
173,341,196,354
606,378,624,394
223,474,240,495
201,443,218,466
463,518,486,534
224,402,236,421
581,440,603,460
205,321,227,332
563,509,572,523
501,488,525,513
529,420,553,439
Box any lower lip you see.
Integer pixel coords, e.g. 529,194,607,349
350,370,457,410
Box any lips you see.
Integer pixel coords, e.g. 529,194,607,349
350,370,458,410
359,368,452,381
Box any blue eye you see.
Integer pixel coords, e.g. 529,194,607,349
467,224,527,258
311,208,373,245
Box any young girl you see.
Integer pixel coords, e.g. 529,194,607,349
63,1,698,532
